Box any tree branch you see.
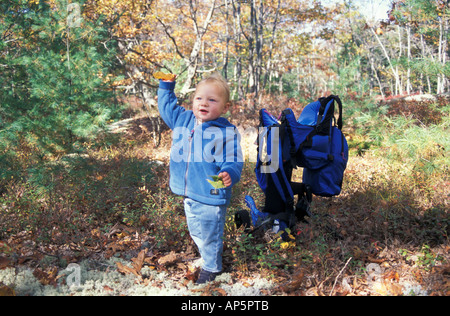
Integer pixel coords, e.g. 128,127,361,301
155,16,186,60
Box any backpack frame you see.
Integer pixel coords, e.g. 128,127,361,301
235,95,348,235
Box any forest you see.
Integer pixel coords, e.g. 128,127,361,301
0,0,449,296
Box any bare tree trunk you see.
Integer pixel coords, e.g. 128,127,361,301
370,57,384,98
407,25,411,95
278,72,283,95
247,0,257,96
372,27,401,96
438,16,448,93
263,0,281,90
223,0,230,80
397,25,403,95
444,17,449,93
180,0,216,97
420,33,432,94
231,0,244,100
255,0,264,96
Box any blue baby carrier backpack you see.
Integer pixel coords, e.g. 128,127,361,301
235,95,348,238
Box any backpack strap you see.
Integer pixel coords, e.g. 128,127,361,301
323,95,345,156
318,95,343,130
256,109,294,214
280,109,298,167
334,95,343,130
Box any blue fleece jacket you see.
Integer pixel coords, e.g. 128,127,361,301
158,80,243,206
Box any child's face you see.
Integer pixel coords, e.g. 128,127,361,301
192,83,230,123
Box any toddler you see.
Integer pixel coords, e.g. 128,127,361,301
157,73,243,284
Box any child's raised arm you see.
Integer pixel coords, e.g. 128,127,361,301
157,78,184,130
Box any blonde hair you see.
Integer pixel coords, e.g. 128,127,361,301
195,73,231,104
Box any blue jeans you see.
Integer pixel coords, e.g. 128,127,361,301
184,198,227,273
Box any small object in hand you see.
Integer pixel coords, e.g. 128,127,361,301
153,71,177,81
206,175,226,189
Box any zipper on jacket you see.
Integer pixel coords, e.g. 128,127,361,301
184,125,196,196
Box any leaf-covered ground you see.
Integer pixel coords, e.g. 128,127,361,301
1,98,449,296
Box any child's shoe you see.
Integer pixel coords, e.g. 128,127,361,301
196,269,220,284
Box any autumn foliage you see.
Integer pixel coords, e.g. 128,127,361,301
0,0,449,296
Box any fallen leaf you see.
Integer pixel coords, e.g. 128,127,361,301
185,267,200,282
131,249,146,273
384,270,400,282
0,256,11,270
352,246,364,260
0,283,15,296
140,215,148,225
279,270,304,293
116,261,139,277
33,267,58,286
388,283,404,296
432,264,450,275
116,232,128,239
158,251,179,266
367,256,385,264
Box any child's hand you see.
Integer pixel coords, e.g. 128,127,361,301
218,172,232,187
163,75,176,82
